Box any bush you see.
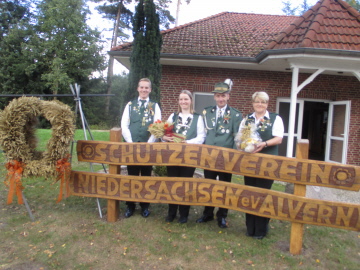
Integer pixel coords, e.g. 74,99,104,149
153,165,167,176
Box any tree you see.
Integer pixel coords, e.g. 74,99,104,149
0,0,109,128
127,0,162,104
0,0,31,40
90,0,174,114
91,0,133,45
108,73,129,126
344,0,360,11
282,0,360,16
281,0,298,15
0,0,40,105
175,0,191,26
90,0,133,114
299,0,311,15
31,0,106,95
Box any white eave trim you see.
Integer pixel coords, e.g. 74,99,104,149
109,47,360,74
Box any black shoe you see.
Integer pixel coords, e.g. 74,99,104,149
124,208,134,218
252,235,265,240
196,215,214,223
245,232,253,237
165,215,176,222
141,208,150,218
178,216,188,224
217,218,228,228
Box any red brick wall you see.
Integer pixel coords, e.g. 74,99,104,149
160,65,360,166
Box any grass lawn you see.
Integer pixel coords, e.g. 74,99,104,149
0,129,359,269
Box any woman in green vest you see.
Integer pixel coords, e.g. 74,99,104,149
239,91,284,239
162,90,206,223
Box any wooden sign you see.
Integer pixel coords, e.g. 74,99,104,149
76,141,360,191
70,171,360,231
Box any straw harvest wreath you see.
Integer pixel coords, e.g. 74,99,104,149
0,97,75,204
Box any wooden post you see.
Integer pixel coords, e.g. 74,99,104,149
289,139,309,255
107,128,122,222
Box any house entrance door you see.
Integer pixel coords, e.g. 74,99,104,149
277,98,303,157
278,99,350,163
325,101,351,164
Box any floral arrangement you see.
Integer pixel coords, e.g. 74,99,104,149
148,120,185,142
235,122,262,152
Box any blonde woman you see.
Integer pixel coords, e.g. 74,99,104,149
239,91,284,239
162,90,206,223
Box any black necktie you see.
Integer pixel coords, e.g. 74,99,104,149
217,109,223,129
140,100,146,113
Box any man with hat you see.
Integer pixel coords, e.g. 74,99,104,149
196,79,242,228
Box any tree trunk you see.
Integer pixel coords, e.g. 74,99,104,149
175,0,181,26
105,1,122,114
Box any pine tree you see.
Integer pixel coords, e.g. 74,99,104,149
299,0,310,15
0,0,31,40
281,0,298,15
127,0,162,104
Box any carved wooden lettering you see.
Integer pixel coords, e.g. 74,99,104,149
77,141,360,191
70,171,360,231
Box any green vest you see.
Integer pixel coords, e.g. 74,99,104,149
172,113,200,140
245,112,278,155
129,99,157,142
202,105,242,149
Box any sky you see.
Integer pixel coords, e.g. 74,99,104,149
170,0,318,25
88,0,320,74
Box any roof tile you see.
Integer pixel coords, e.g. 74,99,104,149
112,12,296,57
112,0,360,57
267,0,360,51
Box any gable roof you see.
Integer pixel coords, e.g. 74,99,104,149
110,0,360,75
111,0,360,58
267,0,360,51
112,12,296,58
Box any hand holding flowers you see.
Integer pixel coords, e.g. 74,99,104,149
148,120,186,143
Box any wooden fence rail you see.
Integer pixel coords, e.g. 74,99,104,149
69,128,360,255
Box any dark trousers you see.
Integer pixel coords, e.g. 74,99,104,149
202,169,232,219
244,176,274,237
166,166,196,218
126,165,152,210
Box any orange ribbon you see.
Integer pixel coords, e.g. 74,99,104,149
55,155,71,203
5,160,25,204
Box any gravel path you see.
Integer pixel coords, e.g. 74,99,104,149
306,186,360,204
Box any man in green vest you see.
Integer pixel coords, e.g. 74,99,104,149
120,78,161,218
196,80,242,228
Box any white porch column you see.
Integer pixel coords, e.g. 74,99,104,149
286,67,299,157
353,71,360,82
286,67,325,157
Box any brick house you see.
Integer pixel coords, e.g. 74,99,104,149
109,0,360,166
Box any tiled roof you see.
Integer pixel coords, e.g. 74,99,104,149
267,0,360,51
111,0,360,57
112,12,296,58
